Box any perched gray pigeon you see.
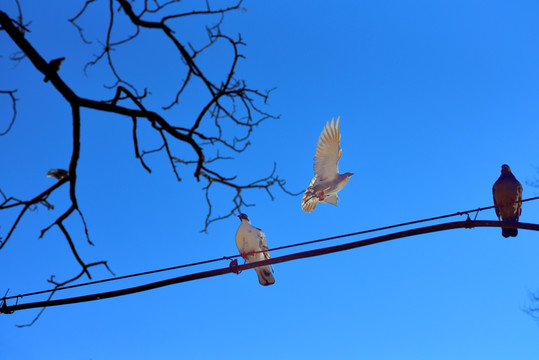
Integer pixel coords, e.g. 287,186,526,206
235,213,275,286
492,164,522,238
301,117,353,213
46,169,69,180
44,57,65,82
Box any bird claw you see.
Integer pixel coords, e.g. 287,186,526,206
318,190,325,201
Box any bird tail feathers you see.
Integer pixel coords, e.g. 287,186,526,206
301,176,319,212
255,266,275,286
502,228,518,238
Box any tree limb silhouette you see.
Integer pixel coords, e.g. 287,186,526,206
0,0,298,324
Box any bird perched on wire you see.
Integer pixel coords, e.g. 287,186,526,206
43,57,65,82
46,169,69,180
235,213,275,286
301,117,353,213
492,164,522,238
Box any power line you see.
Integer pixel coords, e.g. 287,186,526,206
2,220,539,314
2,253,240,301
3,196,539,303
268,195,539,253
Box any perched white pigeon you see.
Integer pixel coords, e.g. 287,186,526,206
492,164,523,238
235,213,275,286
301,117,353,213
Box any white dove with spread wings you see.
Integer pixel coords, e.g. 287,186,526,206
301,117,353,213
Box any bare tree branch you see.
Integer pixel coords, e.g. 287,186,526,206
0,0,299,323
15,261,114,327
68,0,96,45
0,90,18,135
0,176,69,250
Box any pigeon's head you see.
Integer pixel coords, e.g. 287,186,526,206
337,172,354,187
340,172,354,182
238,213,250,222
501,164,511,174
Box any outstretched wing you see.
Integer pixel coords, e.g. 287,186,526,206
313,117,342,182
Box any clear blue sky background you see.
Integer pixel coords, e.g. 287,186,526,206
1,1,539,359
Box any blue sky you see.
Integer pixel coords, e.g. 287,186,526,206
1,1,539,359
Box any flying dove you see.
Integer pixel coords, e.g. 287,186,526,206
492,164,522,238
44,57,65,82
301,117,353,212
46,169,69,180
235,213,275,286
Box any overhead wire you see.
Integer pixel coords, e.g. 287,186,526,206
2,253,240,301
3,196,539,301
1,196,539,313
268,195,539,253
2,219,539,314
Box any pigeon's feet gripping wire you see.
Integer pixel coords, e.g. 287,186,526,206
229,259,241,274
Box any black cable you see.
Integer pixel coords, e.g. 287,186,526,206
2,220,539,314
2,254,240,301
269,195,539,253
3,196,538,302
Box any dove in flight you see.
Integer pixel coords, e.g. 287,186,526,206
492,164,522,238
235,213,275,286
301,117,353,213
